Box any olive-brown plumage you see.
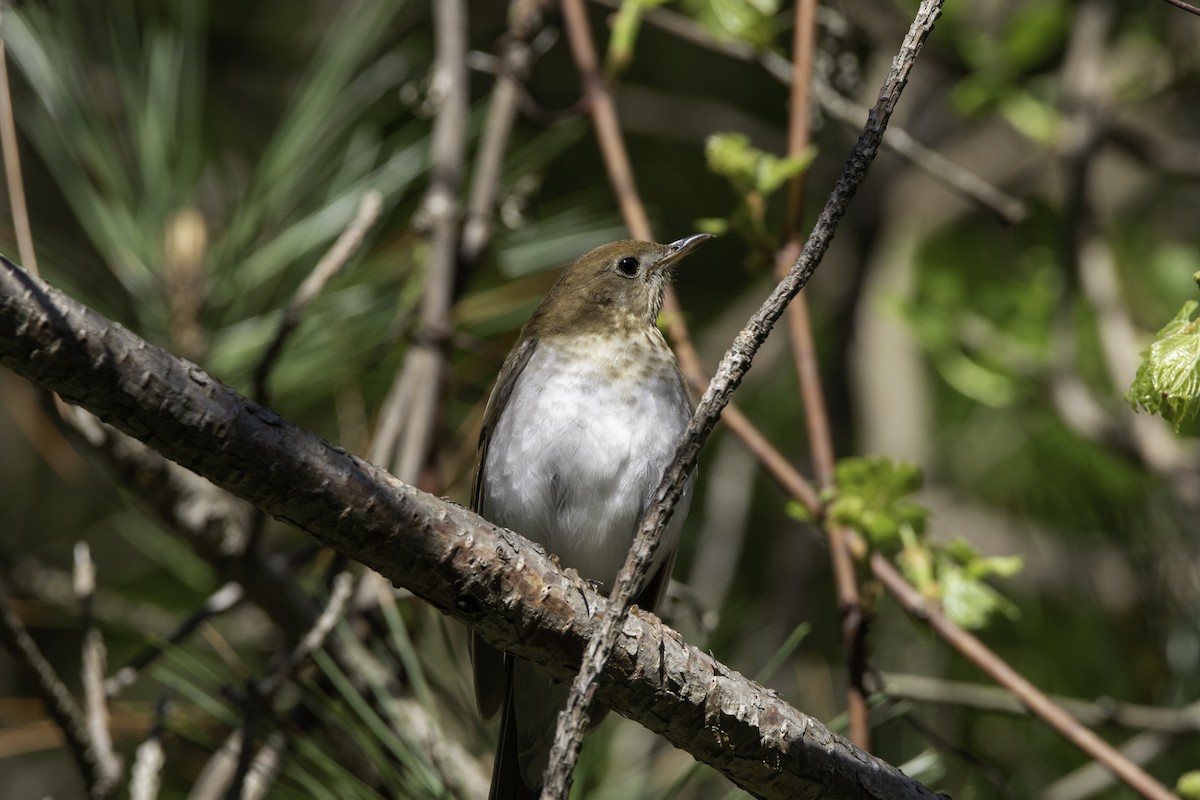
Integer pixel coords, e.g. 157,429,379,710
472,235,711,799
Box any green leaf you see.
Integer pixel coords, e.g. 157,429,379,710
1125,299,1200,432
705,132,759,192
693,217,730,236
1177,771,1200,800
607,0,671,73
784,499,816,523
681,0,780,50
999,90,1062,146
704,132,814,197
939,556,1020,630
756,147,817,194
827,456,927,547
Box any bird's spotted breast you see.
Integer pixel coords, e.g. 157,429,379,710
480,332,692,587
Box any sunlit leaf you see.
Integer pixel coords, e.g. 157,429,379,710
1125,299,1200,432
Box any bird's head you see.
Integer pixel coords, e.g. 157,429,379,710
526,234,714,337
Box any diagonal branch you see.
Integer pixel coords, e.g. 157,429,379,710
0,257,940,800
544,1,947,795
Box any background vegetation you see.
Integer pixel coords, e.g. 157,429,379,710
1,0,1198,798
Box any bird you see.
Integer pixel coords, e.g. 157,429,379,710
471,234,712,800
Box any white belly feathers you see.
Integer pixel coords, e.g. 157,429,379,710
480,332,693,587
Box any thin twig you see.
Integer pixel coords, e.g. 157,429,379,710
871,553,1175,800
75,543,122,789
223,572,354,800
0,576,118,799
0,20,38,276
778,0,872,751
189,729,244,800
258,572,354,697
106,582,245,699
239,730,288,800
879,671,1200,734
806,75,1027,224
129,691,171,800
252,190,383,404
460,0,547,265
542,1,947,796
1160,0,1200,16
371,0,467,481
1040,729,1184,800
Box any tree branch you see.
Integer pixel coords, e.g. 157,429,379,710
0,258,941,800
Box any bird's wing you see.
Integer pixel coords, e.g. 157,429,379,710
472,336,537,514
471,336,538,719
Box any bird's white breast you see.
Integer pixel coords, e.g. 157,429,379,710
481,331,693,587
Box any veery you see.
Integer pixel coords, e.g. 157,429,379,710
472,234,712,799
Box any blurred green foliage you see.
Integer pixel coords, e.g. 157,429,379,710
1,0,1198,798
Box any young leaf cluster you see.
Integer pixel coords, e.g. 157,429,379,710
792,456,1023,630
1126,281,1200,432
696,132,815,264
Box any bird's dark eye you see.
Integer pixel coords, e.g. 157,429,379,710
617,256,639,276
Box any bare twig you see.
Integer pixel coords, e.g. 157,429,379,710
129,692,171,800
806,75,1027,224
74,543,122,789
372,0,467,482
542,1,947,796
460,0,547,265
880,671,1200,734
0,576,118,799
106,582,245,698
0,17,38,276
252,190,383,404
871,553,1175,800
1040,727,1190,800
258,571,354,697
189,729,245,800
777,0,872,751
1160,0,1200,16
222,572,354,800
129,731,165,800
239,730,287,800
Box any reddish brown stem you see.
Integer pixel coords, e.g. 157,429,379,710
871,552,1176,800
561,0,652,241
777,0,871,751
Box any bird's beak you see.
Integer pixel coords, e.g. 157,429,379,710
659,233,715,267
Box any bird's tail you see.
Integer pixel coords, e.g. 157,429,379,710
489,685,540,800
